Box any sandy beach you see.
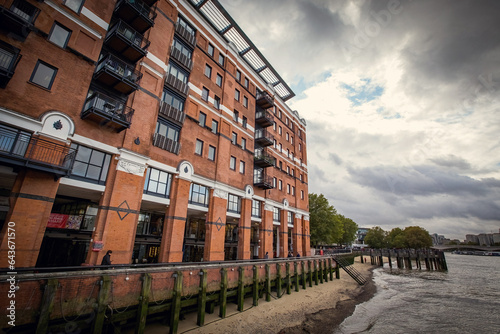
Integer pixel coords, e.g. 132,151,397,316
171,257,377,334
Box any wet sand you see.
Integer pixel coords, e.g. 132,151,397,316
172,258,377,334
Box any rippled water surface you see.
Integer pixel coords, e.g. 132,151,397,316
334,253,500,334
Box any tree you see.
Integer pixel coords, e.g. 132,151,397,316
403,226,433,249
308,193,343,246
387,227,406,248
364,226,387,249
338,215,358,246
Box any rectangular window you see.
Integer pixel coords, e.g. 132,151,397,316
287,184,291,194
243,96,248,108
244,77,249,88
239,160,245,174
70,143,111,185
216,73,222,87
273,207,280,222
202,87,209,101
162,88,185,111
156,118,180,141
230,156,236,170
279,126,282,135
286,166,290,174
218,53,224,66
204,64,212,78
166,62,189,84
48,22,71,48
299,143,302,151
292,186,295,195
231,132,237,145
177,16,196,36
227,194,241,213
278,180,282,190
63,0,84,13
189,183,209,206
208,145,216,161
252,199,261,217
172,38,193,60
301,190,304,200
30,60,57,89
273,177,277,188
241,138,246,150
235,89,240,101
143,167,172,198
208,43,214,57
195,139,203,155
286,132,289,141
242,116,247,128
288,212,294,225
199,112,206,127
233,110,239,123
211,120,218,134
236,70,241,82
214,95,220,109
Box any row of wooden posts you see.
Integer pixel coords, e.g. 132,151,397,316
360,249,448,271
22,257,342,334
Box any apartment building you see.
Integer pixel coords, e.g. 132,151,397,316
0,0,309,268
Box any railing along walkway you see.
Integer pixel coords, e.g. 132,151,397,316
333,255,367,285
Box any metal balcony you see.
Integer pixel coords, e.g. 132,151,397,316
255,129,274,147
158,101,186,125
254,149,275,168
0,124,76,176
175,21,196,48
253,173,274,190
0,41,21,88
152,132,180,155
170,46,193,71
104,20,150,63
93,54,142,95
81,92,134,132
255,108,274,128
114,0,156,34
0,0,40,41
256,90,274,109
164,72,189,96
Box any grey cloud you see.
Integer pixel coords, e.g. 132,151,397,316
429,155,471,170
330,153,343,165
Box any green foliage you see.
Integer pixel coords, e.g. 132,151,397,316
364,226,387,249
338,215,359,246
387,228,406,248
403,226,433,249
309,193,343,246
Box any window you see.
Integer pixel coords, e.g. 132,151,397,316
279,143,282,152
230,156,236,170
48,22,71,48
231,132,237,145
273,207,280,222
286,132,289,141
211,120,218,134
235,89,240,101
273,177,277,188
287,149,290,157
70,143,111,185
204,64,212,78
242,116,247,128
214,95,220,109
278,180,282,190
291,168,295,177
279,110,282,119
208,43,214,57
252,199,261,217
208,145,216,161
216,73,222,87
241,138,246,150
166,62,189,84
30,60,57,89
162,89,185,111
218,53,224,66
279,126,282,135
299,143,302,151
156,118,180,141
227,194,240,213
239,160,245,174
288,212,294,225
273,122,276,131
292,186,295,195
243,96,248,108
64,0,84,13
287,184,291,194
279,161,282,170
244,77,249,88
199,112,206,127
290,152,294,161
286,166,290,174
291,136,294,144
201,87,209,101
172,37,193,59
233,110,239,123
236,70,241,81
195,139,203,155
143,167,172,198
177,16,195,37
189,183,209,206
286,117,289,125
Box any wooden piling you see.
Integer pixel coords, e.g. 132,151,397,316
219,268,228,318
135,273,152,334
92,275,111,334
169,271,182,334
36,278,58,334
197,270,208,325
286,262,291,295
294,262,299,292
265,264,271,302
319,260,324,284
313,260,318,286
301,261,306,290
328,258,334,281
252,266,259,306
276,263,282,298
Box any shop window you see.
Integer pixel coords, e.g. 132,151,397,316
70,143,111,185
185,219,205,240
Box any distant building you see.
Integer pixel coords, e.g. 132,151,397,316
465,234,479,244
493,233,500,245
353,227,370,248
431,233,445,246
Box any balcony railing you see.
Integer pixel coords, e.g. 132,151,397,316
0,125,76,176
254,149,276,168
158,101,186,125
152,133,180,155
81,92,134,132
255,107,274,128
253,173,273,189
256,90,274,109
104,20,150,62
93,54,142,94
165,72,189,96
170,46,193,71
114,0,156,34
0,0,40,41
255,129,274,147
0,42,22,88
175,21,196,47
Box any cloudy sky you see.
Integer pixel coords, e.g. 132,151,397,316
219,0,500,240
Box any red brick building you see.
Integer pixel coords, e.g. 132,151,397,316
0,0,310,268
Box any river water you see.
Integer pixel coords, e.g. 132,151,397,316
334,253,500,334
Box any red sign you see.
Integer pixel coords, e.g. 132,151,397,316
47,213,69,228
